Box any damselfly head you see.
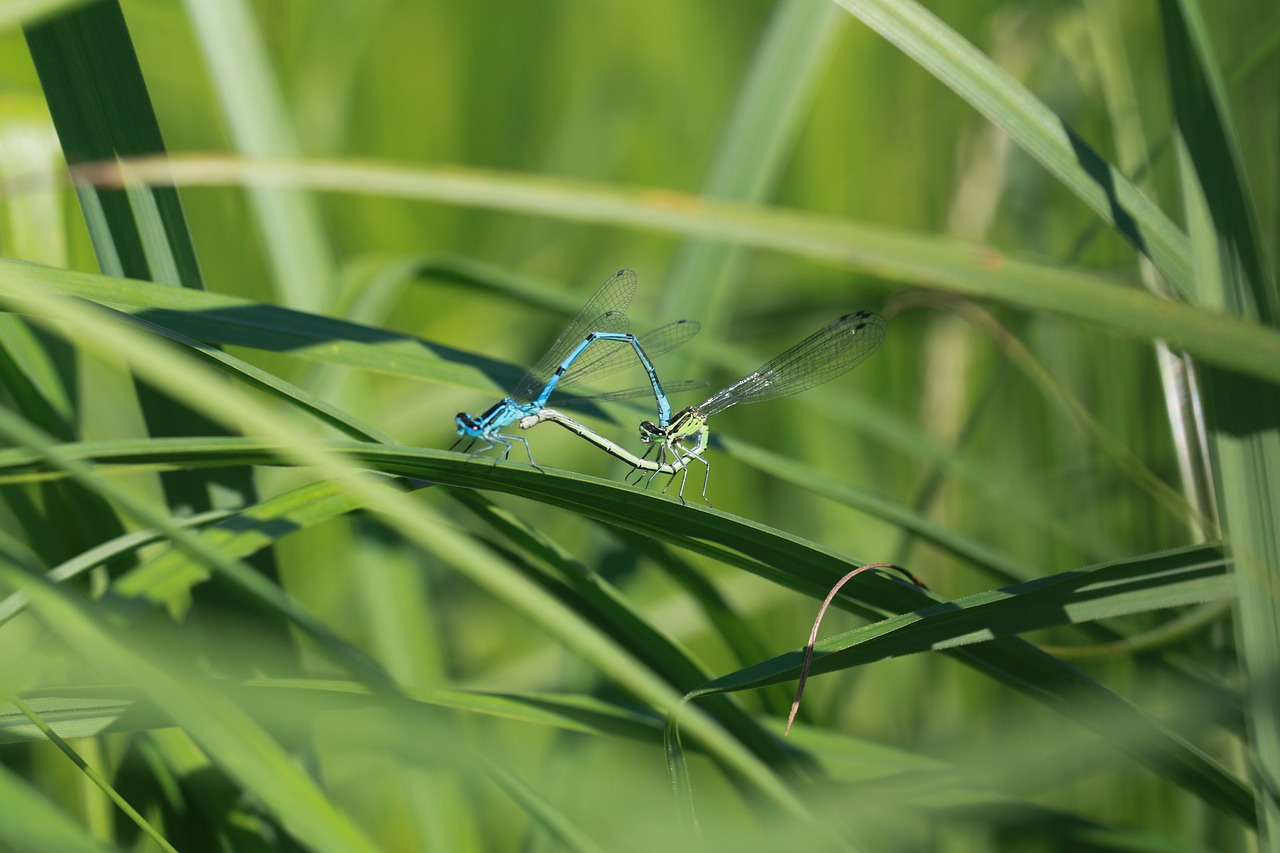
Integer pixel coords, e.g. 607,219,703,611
455,413,479,434
638,420,663,442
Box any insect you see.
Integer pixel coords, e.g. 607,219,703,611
453,270,699,465
634,311,886,501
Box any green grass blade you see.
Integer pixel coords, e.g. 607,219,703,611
664,709,700,837
702,544,1231,696
84,157,1280,386
450,488,798,771
179,0,336,311
0,279,812,817
4,258,517,391
0,681,665,748
9,695,179,853
0,694,140,745
0,431,1247,818
0,759,112,853
481,761,606,853
1159,0,1280,844
24,2,272,530
24,3,202,288
698,555,1250,823
110,478,389,605
1160,1,1276,318
661,0,844,329
107,306,394,443
0,557,382,853
0,508,229,628
827,0,1193,296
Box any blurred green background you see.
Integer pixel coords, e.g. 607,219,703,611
0,0,1276,850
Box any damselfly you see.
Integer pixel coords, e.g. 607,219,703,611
525,311,886,502
453,269,700,465
518,407,682,474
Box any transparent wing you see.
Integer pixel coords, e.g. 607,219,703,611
637,318,701,361
510,269,637,402
559,378,709,406
698,311,886,418
553,318,702,391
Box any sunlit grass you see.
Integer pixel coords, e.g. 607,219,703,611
0,1,1276,851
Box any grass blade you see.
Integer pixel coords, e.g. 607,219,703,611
179,0,336,311
827,0,1193,295
1160,0,1280,844
0,759,112,853
0,554,381,853
77,157,1280,386
0,431,1251,818
661,0,845,328
8,695,178,853
24,2,276,566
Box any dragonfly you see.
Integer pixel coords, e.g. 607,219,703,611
522,310,886,503
453,269,701,466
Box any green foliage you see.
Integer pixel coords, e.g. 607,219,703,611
0,0,1276,850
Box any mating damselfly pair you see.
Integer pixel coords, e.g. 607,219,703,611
453,270,886,503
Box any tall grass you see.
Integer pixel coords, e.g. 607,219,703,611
0,1,1276,850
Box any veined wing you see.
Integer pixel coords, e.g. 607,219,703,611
559,378,709,405
553,318,701,391
510,269,637,402
698,311,886,418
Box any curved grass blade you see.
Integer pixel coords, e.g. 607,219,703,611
0,681,664,749
449,488,800,772
827,0,1192,296
0,760,112,853
660,0,846,328
0,549,382,853
0,434,1251,819
0,283,811,819
180,0,337,312
106,306,394,443
5,256,1087,552
9,696,179,853
1159,0,1280,844
72,158,1280,387
24,2,263,520
686,543,1246,821
0,508,230,628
